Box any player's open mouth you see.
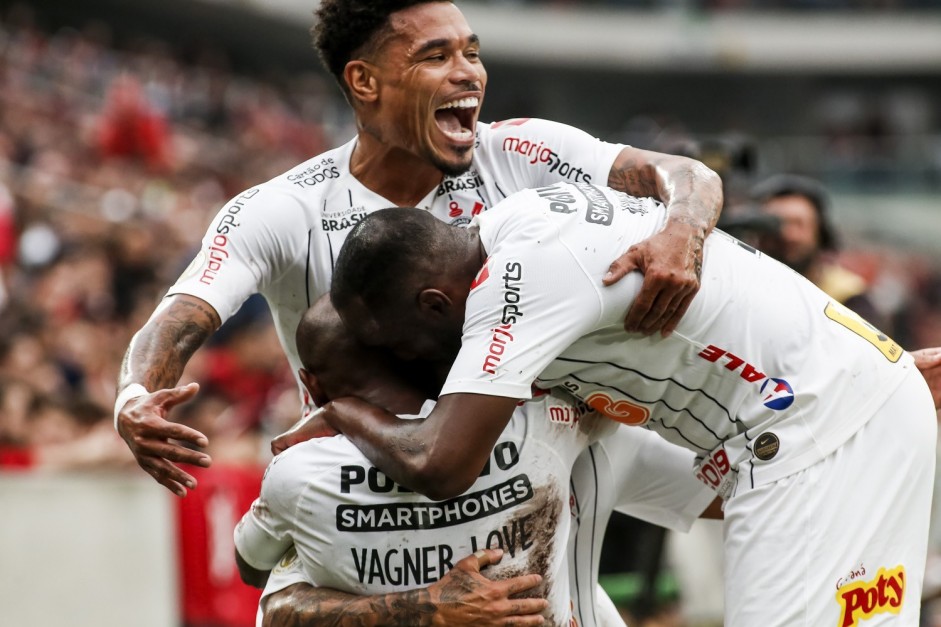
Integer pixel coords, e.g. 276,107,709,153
434,96,478,143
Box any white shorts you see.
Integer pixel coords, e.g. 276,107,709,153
722,368,936,627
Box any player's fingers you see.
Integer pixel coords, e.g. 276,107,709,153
499,573,543,596
146,439,212,467
504,597,549,616
626,284,670,334
657,289,697,338
148,420,209,449
913,347,941,368
469,548,504,571
140,456,198,494
636,282,695,336
503,617,545,626
602,246,641,286
155,475,189,498
151,382,200,410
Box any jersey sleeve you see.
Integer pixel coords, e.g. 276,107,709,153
481,118,624,190
258,548,313,610
233,448,309,571
168,185,304,324
601,428,714,532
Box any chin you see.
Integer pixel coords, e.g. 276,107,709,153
431,147,474,177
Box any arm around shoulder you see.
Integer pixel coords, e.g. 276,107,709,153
322,393,521,500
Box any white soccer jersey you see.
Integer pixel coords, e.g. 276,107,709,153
235,393,617,626
168,119,622,413
567,428,714,626
441,181,915,493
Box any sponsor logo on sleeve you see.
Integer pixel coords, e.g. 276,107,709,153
502,136,591,183
835,565,905,627
481,261,525,375
195,188,259,285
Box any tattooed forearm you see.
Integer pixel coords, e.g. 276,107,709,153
608,156,659,199
609,148,723,233
262,584,436,627
118,295,221,392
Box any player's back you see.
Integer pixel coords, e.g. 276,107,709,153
471,181,914,490
239,392,614,626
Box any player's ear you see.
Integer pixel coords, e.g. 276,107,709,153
298,368,329,406
344,60,379,105
417,288,452,318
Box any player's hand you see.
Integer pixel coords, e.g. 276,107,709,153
603,220,704,337
270,408,339,456
116,382,211,497
427,548,547,626
913,347,941,409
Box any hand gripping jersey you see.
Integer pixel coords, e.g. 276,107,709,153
441,181,916,495
168,119,622,414
235,392,617,626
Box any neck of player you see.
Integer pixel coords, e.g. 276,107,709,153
351,133,445,208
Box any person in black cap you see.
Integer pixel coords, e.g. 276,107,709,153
751,173,884,329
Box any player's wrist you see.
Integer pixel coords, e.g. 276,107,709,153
665,214,707,238
113,383,149,430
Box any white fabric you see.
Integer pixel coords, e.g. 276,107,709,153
722,367,935,627
594,585,626,627
256,548,310,627
236,392,617,624
567,428,713,627
167,119,622,417
442,181,916,491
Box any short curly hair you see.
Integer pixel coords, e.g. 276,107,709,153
312,0,451,96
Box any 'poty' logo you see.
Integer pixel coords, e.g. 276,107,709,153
835,565,905,627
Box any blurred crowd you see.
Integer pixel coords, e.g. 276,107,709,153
484,0,941,10
0,5,356,474
1,3,941,626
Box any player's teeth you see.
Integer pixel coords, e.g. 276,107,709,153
437,97,479,110
443,128,474,141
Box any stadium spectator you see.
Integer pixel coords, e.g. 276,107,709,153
751,173,888,330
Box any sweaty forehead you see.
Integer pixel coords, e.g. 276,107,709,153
386,2,474,53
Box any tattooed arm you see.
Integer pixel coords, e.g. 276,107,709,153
605,146,723,336
115,294,220,496
262,549,547,627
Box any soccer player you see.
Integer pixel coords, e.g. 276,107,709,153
113,0,725,497
234,297,715,625
325,181,937,627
